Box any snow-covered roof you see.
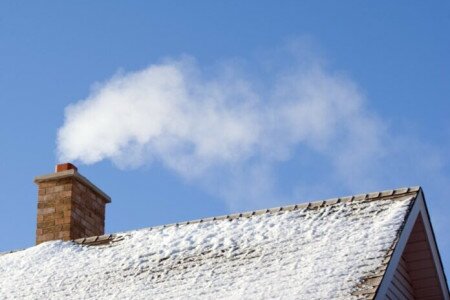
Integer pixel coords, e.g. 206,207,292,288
0,187,422,299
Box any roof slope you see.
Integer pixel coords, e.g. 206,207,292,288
0,188,420,299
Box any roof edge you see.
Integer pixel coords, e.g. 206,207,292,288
75,186,421,246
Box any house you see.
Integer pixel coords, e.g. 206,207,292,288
0,163,448,299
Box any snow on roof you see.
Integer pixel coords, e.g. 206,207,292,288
0,188,419,299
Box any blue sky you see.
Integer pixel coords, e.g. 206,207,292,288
1,1,449,276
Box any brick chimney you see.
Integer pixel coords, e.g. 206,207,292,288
34,163,111,244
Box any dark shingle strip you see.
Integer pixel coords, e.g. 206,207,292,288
73,234,123,246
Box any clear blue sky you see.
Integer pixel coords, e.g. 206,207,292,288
1,1,449,276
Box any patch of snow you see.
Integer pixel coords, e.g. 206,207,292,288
0,197,412,299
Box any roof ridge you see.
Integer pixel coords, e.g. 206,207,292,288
73,186,421,246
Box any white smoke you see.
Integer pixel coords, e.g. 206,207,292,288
57,54,385,207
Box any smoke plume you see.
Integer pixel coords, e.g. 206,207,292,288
57,52,384,207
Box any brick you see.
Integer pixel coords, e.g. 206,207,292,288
37,220,55,228
38,201,57,209
81,219,90,228
72,211,82,222
41,232,55,240
38,181,57,188
45,186,61,194
76,182,87,191
55,198,71,205
55,204,71,213
38,207,55,215
55,218,67,225
73,195,82,203
43,227,57,234
57,231,71,240
56,178,72,185
43,214,56,221
59,190,72,198
40,194,57,202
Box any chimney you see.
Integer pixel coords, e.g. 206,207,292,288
34,163,111,244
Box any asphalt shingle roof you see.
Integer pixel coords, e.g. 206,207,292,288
0,187,420,299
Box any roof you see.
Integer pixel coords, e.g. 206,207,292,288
0,186,429,299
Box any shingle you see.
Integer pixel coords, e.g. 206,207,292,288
367,192,381,199
84,236,98,244
380,189,394,197
187,219,202,224
227,213,241,220
296,202,309,209
353,194,367,201
309,200,325,208
408,186,421,192
201,217,215,222
74,237,86,244
340,196,354,203
96,234,111,243
323,198,340,205
240,212,254,218
282,204,297,211
213,215,228,221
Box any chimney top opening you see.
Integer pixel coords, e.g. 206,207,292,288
55,162,78,173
